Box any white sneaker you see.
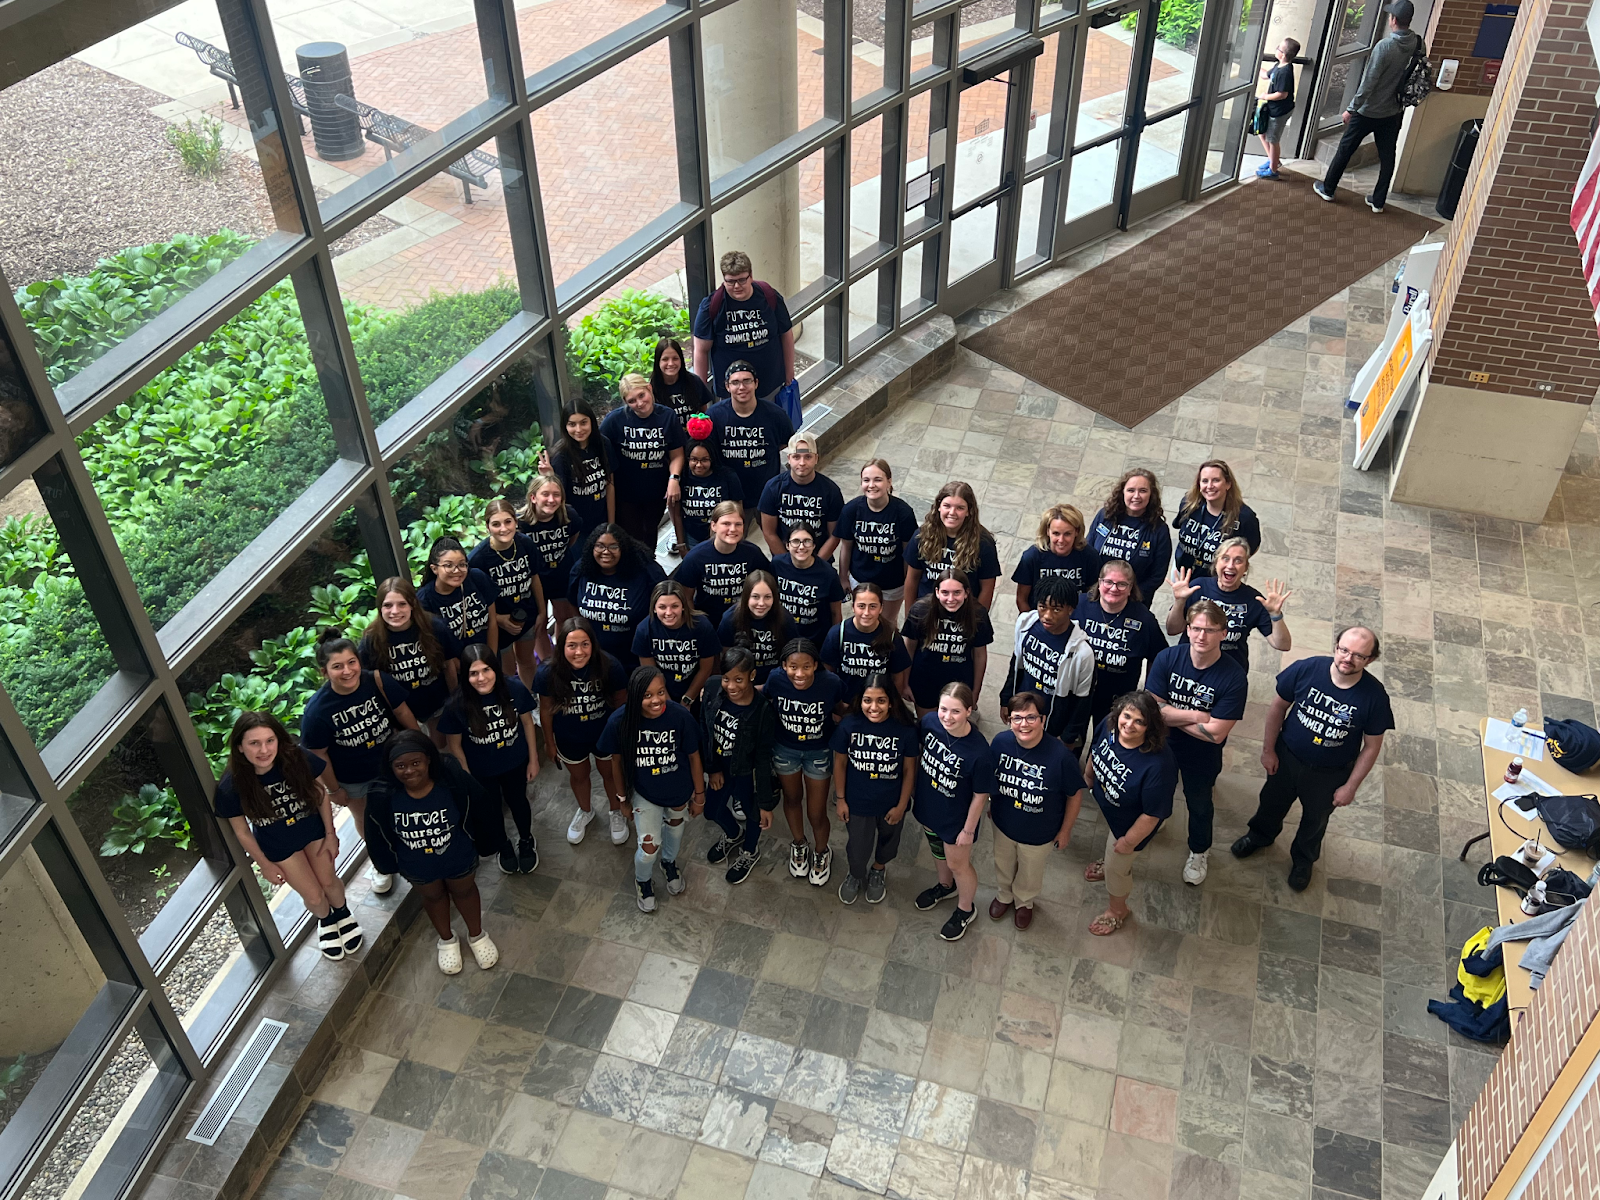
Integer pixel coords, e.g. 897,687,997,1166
369,866,394,895
437,935,463,975
609,809,629,845
809,847,832,887
1182,851,1209,886
468,931,499,969
568,808,595,844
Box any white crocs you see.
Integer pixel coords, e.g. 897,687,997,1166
437,935,463,975
468,931,499,970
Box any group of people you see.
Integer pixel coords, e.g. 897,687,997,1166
213,250,1396,972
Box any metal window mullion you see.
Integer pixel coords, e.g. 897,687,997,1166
676,17,715,314
495,118,556,323
825,0,849,122
475,0,525,107
822,131,847,368
884,0,910,93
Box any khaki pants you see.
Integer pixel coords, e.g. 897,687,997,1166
1103,830,1137,900
993,828,1053,907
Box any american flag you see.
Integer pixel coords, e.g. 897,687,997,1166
1571,120,1600,327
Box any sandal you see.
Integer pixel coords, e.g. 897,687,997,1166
1084,860,1105,882
1088,909,1127,937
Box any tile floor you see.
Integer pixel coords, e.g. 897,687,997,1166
257,178,1580,1200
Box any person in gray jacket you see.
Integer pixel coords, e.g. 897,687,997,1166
1314,0,1425,213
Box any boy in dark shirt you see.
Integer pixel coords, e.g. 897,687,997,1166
1256,39,1299,179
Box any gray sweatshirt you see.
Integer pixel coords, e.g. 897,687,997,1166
1349,28,1424,119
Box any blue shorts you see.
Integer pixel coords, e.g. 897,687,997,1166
773,744,831,780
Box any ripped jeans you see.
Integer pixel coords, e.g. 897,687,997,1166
631,793,687,883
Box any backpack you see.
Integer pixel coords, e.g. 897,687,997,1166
1397,43,1432,107
706,280,781,325
1546,717,1600,773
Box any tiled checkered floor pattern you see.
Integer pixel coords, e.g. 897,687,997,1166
258,186,1600,1200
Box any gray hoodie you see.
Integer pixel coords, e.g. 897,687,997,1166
1349,27,1424,119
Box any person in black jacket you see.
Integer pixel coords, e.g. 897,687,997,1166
364,731,499,976
700,648,778,886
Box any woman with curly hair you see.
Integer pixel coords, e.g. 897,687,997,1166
1081,691,1177,936
1088,468,1171,603
902,481,1001,609
567,523,666,670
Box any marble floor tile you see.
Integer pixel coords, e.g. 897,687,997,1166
722,1032,797,1098
571,942,646,999
739,981,815,1044
600,1001,680,1067
955,1155,1031,1200
547,989,624,1052
336,1117,424,1189
698,1088,777,1158
980,1043,1052,1111
315,1048,399,1114
521,1041,601,1107
432,1078,515,1147
549,1110,630,1181
837,1063,917,1130
396,1132,485,1200
744,1161,817,1200
1043,1061,1114,1126
609,1127,693,1200
628,954,700,1013
466,1149,543,1200
683,969,755,1029
490,1093,569,1163
903,1081,979,1152
798,996,870,1060
823,1120,899,1192
886,1137,964,1200
858,1009,930,1077
1109,1076,1177,1145
637,1069,719,1139
777,1048,851,1115
759,1101,836,1176
1031,1114,1105,1188
968,1098,1039,1165
579,1054,655,1123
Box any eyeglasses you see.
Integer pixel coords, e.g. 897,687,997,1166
1186,624,1223,635
1335,648,1374,662
1009,712,1042,724
1101,580,1131,590
724,273,752,286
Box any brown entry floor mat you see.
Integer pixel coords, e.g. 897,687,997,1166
962,179,1442,428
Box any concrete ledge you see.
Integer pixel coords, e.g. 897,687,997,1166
805,315,958,454
137,880,423,1200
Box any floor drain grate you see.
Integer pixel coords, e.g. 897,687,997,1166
186,1018,288,1145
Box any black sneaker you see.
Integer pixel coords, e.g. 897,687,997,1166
498,843,518,874
915,881,958,910
662,859,686,895
518,837,539,874
1230,834,1268,859
939,907,977,941
725,848,760,885
707,835,738,865
1365,194,1384,213
1287,862,1313,892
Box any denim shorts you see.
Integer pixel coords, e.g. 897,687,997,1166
773,743,831,780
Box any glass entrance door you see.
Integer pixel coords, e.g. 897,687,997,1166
942,64,1029,315
1201,0,1275,187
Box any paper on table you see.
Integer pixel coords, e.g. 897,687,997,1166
1492,769,1555,803
1485,718,1545,761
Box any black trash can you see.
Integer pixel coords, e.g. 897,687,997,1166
1436,118,1482,220
296,42,364,161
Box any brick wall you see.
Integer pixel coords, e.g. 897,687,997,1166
1456,894,1600,1199
1522,1080,1600,1200
1425,0,1513,96
1425,0,1600,407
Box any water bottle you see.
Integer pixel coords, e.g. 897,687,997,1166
1512,708,1528,728
1521,880,1548,916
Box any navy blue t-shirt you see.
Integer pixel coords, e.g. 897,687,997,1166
674,540,769,625
419,569,499,648
1071,596,1165,700
1276,656,1394,769
1183,577,1273,673
601,404,686,504
468,534,543,622
772,555,846,644
568,566,660,667
597,702,701,806
533,655,627,753
835,496,920,588
1011,545,1100,598
1173,503,1262,576
830,714,917,818
903,603,995,702
707,397,794,507
632,615,721,701
300,672,410,784
550,448,610,538
693,289,795,400
520,513,580,604
913,713,998,844
368,780,477,882
765,669,843,749
1089,719,1177,846
905,533,1003,596
989,730,1085,846
1087,509,1172,604
717,610,794,686
438,680,536,778
213,749,328,862
820,619,912,700
759,471,846,545
655,370,715,429
360,617,462,722
1145,645,1248,771
679,467,746,545
1008,619,1076,699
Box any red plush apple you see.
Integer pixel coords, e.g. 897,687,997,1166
687,413,714,441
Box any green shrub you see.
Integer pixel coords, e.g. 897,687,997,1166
0,575,116,745
15,231,255,383
564,290,689,400
165,116,229,178
354,286,523,425
1125,0,1205,47
100,784,192,856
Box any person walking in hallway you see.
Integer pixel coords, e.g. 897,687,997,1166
1232,626,1394,891
1313,0,1424,213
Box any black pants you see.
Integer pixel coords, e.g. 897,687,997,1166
479,766,532,849
616,497,666,548
1246,736,1353,870
1170,738,1223,854
1321,111,1404,207
845,812,905,879
706,775,761,853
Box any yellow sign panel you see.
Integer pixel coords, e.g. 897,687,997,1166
1358,319,1414,445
